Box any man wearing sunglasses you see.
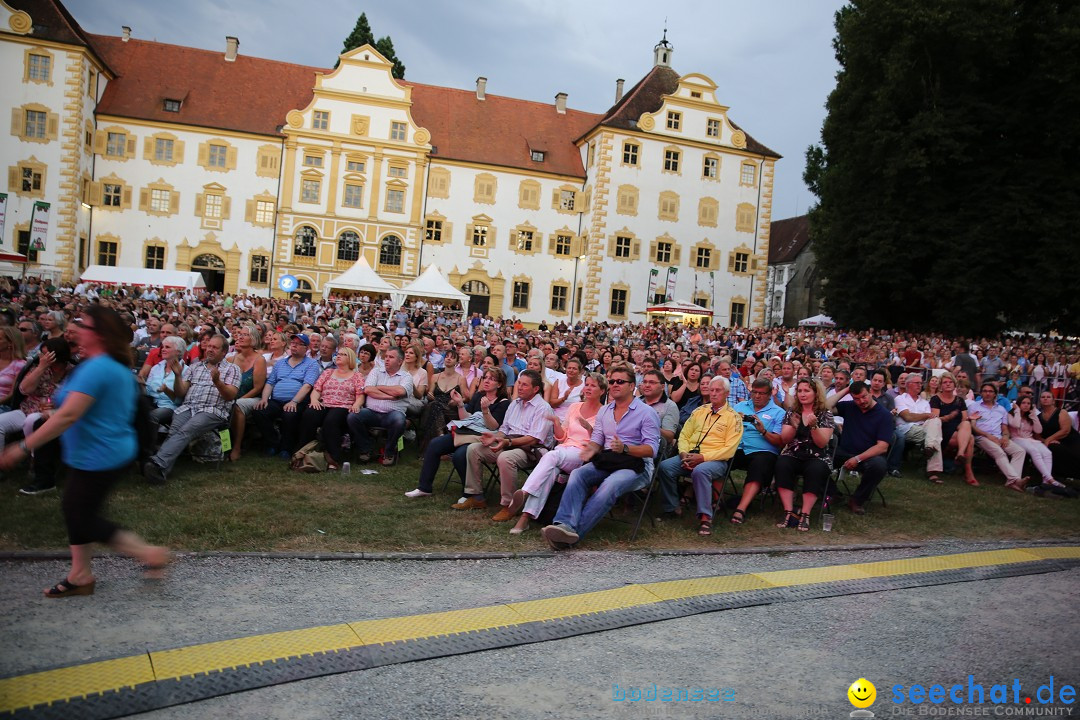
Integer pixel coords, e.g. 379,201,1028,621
542,366,659,550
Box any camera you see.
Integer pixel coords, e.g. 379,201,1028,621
741,414,756,423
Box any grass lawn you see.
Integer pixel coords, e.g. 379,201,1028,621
1,449,1078,553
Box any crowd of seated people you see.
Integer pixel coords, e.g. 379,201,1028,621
2,276,1078,534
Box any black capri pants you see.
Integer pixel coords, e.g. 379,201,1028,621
62,466,124,546
730,449,778,487
773,455,832,497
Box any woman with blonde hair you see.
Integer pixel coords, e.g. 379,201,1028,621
926,371,977,485
774,379,836,532
262,331,288,371
227,324,267,462
297,347,364,471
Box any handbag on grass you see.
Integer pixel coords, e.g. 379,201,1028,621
592,449,645,474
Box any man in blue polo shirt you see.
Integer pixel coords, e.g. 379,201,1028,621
727,378,785,524
253,333,321,458
826,380,894,515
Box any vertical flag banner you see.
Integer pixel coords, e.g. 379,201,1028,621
665,267,677,302
710,270,716,309
28,201,50,252
647,268,659,302
0,192,7,247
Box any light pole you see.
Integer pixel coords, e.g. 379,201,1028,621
569,253,586,326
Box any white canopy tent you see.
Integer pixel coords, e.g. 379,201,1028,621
79,265,207,290
798,313,836,327
321,256,402,305
397,265,469,315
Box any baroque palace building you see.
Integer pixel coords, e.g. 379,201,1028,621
1,0,780,326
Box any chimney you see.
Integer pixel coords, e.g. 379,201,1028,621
555,92,567,114
121,26,131,42
476,76,487,101
225,36,239,62
615,79,625,103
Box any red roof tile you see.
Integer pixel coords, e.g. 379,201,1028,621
768,214,810,264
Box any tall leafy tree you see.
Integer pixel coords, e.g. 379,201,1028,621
337,13,405,78
805,0,1080,334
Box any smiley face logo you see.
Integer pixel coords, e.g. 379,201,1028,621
848,678,876,708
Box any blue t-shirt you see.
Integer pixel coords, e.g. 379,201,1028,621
834,399,894,456
733,398,784,455
54,354,137,471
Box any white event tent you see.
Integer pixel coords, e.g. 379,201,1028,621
398,265,470,315
322,256,402,305
79,265,206,290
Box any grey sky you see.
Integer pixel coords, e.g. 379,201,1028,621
66,0,846,221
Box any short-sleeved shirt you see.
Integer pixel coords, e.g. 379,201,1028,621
591,397,661,460
780,409,835,466
54,354,137,471
181,360,242,419
645,396,680,437
145,359,180,410
733,398,784,455
967,400,1007,437
834,400,894,456
894,392,931,432
313,368,364,409
266,355,321,404
363,367,414,414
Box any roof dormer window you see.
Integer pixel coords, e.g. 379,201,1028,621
531,150,545,162
163,98,181,112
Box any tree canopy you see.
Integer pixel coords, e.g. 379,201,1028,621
804,0,1080,335
339,12,405,78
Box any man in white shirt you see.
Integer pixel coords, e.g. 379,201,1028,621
967,382,1027,489
888,374,933,477
347,346,413,466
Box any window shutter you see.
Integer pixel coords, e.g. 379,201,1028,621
143,136,153,158
46,113,59,140
194,193,205,217
673,245,681,265
551,188,560,209
570,236,582,257
632,240,641,260
548,235,558,255
750,256,759,270
712,252,720,271
126,136,137,158
169,191,180,215
7,166,17,190
11,109,24,137
138,188,148,211
245,199,254,223
89,182,104,207
93,130,106,154
173,139,185,161
122,186,132,208
573,191,582,211
728,253,736,272
226,146,238,170
197,142,209,167
221,196,231,219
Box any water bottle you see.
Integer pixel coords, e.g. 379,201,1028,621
341,462,351,476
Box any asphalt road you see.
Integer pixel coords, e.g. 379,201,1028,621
1,540,1077,719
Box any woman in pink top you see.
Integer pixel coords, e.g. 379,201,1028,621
506,373,607,535
1007,395,1058,490
296,347,364,470
0,326,27,410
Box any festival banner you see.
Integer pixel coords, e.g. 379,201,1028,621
646,268,659,302
28,201,50,252
665,266,677,302
0,192,7,247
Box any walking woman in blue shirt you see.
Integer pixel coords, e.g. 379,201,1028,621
0,306,169,598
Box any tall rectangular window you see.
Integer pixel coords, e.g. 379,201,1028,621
610,288,627,317
614,235,632,259
730,302,746,327
255,200,275,224
426,219,443,243
250,255,269,284
145,246,164,269
733,251,749,273
706,118,721,137
301,179,320,203
666,111,682,130
28,54,51,81
390,122,407,141
559,190,576,211
343,183,364,208
103,183,122,207
20,166,43,194
512,281,530,309
550,285,568,312
204,194,223,219
703,156,719,179
664,149,680,173
24,110,46,139
696,247,712,269
741,163,757,185
385,188,405,213
516,230,534,252
150,189,171,213
154,138,174,162
656,241,672,264
98,241,118,266
208,144,228,168
106,132,127,156
554,234,572,256
312,111,329,130
472,224,489,246
622,142,639,166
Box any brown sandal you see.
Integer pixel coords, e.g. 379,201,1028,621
777,511,798,529
698,516,712,536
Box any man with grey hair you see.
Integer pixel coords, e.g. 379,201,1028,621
144,334,240,484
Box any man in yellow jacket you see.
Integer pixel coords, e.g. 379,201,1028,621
657,375,743,536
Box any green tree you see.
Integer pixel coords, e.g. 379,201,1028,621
337,13,405,78
805,0,1080,334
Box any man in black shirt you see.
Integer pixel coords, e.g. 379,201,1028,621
826,381,894,515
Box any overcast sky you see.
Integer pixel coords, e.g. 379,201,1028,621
67,0,846,220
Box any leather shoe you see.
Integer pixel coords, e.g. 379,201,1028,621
847,498,866,515
451,497,487,511
491,507,515,522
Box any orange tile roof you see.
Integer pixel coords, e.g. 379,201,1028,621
769,214,810,264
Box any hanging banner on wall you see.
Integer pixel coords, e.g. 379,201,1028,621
665,267,677,302
646,268,659,302
28,201,50,252
0,193,7,247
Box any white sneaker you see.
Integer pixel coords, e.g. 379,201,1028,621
404,489,433,498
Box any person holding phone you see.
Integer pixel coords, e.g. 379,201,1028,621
727,378,785,524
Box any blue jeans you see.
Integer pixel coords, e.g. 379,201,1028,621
552,460,653,540
657,456,729,519
347,408,406,457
